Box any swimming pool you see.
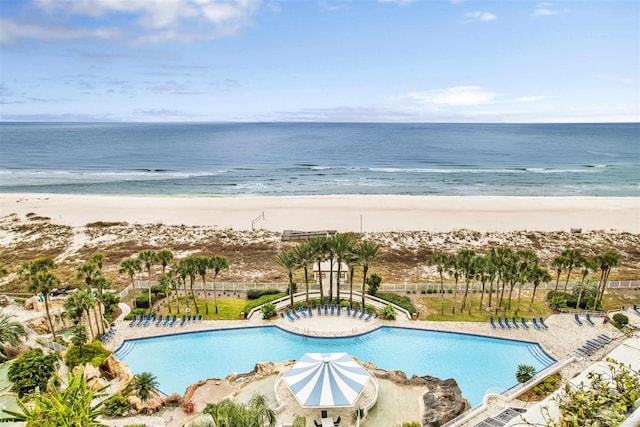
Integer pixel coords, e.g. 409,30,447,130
115,326,555,406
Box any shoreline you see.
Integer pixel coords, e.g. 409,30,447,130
1,193,639,233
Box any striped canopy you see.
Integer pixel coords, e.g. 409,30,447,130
283,352,370,408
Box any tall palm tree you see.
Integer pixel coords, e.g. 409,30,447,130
203,394,276,427
0,313,27,358
354,241,379,308
331,233,354,303
490,246,513,315
292,242,314,304
528,266,552,311
119,258,141,306
561,249,585,293
575,257,595,309
308,236,327,302
132,372,159,402
158,273,173,313
64,289,99,340
346,251,359,306
457,249,476,311
169,263,184,313
178,257,200,314
475,256,490,310
156,249,174,275
326,236,336,302
92,275,111,302
514,250,539,315
195,256,212,314
429,253,449,315
77,262,100,288
592,250,621,311
210,255,229,315
138,250,157,310
276,251,297,308
551,254,567,309
447,254,461,315
28,270,59,340
575,278,598,310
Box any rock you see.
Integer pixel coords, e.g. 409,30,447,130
24,296,40,310
26,317,49,334
143,397,164,414
82,363,101,381
163,393,183,407
128,396,143,411
254,361,276,377
103,355,135,394
86,376,109,391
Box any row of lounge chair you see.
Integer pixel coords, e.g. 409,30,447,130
573,334,612,358
100,327,116,343
128,313,202,327
574,313,597,326
489,316,548,330
281,304,379,322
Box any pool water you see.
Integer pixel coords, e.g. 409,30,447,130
115,326,555,406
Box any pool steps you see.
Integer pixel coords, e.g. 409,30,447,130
527,344,555,366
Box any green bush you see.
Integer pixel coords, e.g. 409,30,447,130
613,313,629,326
380,304,397,320
103,394,131,416
13,297,25,304
261,303,277,319
124,308,150,320
544,382,555,392
366,273,382,295
247,288,282,300
243,293,286,314
533,386,542,395
376,293,417,313
135,292,157,309
8,348,61,397
393,423,421,427
65,340,111,368
292,416,306,427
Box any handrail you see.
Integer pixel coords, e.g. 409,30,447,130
251,211,265,230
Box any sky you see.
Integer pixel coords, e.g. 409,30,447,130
0,0,638,123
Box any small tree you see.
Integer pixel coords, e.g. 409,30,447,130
132,372,159,402
261,303,277,319
7,348,61,397
516,364,536,383
380,304,396,320
71,324,89,346
366,273,382,296
612,313,629,327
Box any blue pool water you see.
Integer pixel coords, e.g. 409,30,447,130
115,326,555,406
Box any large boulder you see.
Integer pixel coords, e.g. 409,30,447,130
163,393,183,407
103,355,135,394
143,397,164,414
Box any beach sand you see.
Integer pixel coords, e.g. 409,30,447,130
1,193,638,233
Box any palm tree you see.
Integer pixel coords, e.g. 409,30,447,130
28,270,59,340
276,251,297,308
90,253,105,271
475,256,490,310
119,257,141,306
514,250,539,315
346,251,359,306
326,236,336,302
158,273,173,313
551,254,567,309
429,253,449,315
156,249,174,275
490,246,513,315
331,233,354,303
64,289,99,340
71,324,89,346
561,249,585,293
308,236,327,302
138,250,157,310
92,275,111,302
575,278,598,310
77,262,100,288
0,313,27,358
210,255,229,315
132,372,159,402
592,250,622,311
529,266,552,311
203,393,276,427
292,242,314,304
178,257,200,314
2,368,107,426
354,241,379,308
447,254,461,315
515,364,536,383
457,249,476,311
195,256,212,314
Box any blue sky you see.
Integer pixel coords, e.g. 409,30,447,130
0,0,638,122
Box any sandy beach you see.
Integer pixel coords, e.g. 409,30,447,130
1,193,638,233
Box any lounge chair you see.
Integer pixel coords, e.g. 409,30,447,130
334,415,341,426
286,310,295,321
180,315,187,326
586,314,595,326
511,316,520,329
143,314,152,327
497,317,505,329
365,310,374,321
352,306,359,318
198,314,203,321
162,315,170,326
308,306,313,316
633,304,640,316
128,315,138,327
299,306,307,317
137,315,145,326
504,317,512,329
168,314,176,326
280,312,284,319
531,318,541,330
520,317,530,329
317,305,322,315
539,317,549,329
324,304,329,315
336,304,341,316
359,308,366,319
374,313,379,320
330,304,335,315
574,314,583,326
489,317,497,329
598,334,611,343
346,306,351,316
155,315,163,326
292,309,300,319
586,340,602,349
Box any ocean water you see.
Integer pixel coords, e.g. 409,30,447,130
0,122,638,196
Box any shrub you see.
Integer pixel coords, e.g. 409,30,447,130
70,324,89,346
13,297,25,304
293,416,306,427
261,303,277,319
376,293,417,313
533,386,542,395
243,293,286,314
135,292,157,309
103,394,131,417
101,292,120,313
366,273,382,295
8,348,61,397
613,313,629,326
247,288,282,300
124,308,150,320
65,340,111,368
394,423,421,427
380,304,397,320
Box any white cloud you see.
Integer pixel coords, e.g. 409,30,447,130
397,86,498,106
531,3,564,17
378,0,417,5
0,18,120,44
32,0,262,43
517,96,548,102
464,11,497,22
620,78,634,85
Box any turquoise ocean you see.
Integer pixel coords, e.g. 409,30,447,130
0,122,638,196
